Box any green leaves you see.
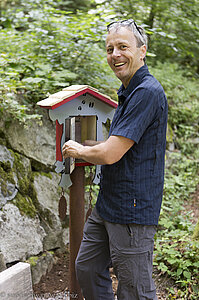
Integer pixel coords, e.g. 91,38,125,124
52,70,78,81
22,77,45,84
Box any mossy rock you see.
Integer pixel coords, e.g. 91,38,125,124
26,255,40,267
13,151,31,178
0,161,15,197
12,193,37,218
34,171,53,180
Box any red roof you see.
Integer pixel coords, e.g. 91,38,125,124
37,85,118,109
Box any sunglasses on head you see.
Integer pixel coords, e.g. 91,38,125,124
107,19,143,37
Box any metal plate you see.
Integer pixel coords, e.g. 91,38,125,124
58,195,67,220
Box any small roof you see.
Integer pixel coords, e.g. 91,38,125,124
37,85,118,109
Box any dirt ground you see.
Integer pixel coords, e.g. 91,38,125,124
33,187,199,299
32,249,169,299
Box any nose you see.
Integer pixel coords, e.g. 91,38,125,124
112,48,121,58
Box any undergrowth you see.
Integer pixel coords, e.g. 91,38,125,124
154,152,199,299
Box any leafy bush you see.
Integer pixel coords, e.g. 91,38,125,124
154,151,199,298
151,63,199,157
0,0,119,123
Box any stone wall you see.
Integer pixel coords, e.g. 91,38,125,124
0,112,69,284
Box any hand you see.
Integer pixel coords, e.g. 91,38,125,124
62,140,84,159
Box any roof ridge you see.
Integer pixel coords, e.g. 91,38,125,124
37,85,117,109
62,85,98,92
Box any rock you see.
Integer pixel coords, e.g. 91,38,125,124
0,145,18,208
33,172,68,251
0,204,46,263
0,145,14,168
0,252,6,272
62,228,69,247
27,252,56,285
5,112,56,167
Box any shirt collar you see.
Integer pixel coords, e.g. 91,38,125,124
117,64,149,104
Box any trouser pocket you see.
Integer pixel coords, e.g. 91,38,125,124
111,250,156,299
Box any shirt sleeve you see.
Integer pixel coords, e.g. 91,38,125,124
111,88,159,144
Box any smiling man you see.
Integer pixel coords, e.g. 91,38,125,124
106,23,146,88
62,20,168,300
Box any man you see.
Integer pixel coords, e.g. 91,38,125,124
62,19,168,300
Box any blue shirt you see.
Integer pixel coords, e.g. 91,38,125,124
96,65,168,225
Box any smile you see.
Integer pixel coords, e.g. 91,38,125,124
114,62,126,67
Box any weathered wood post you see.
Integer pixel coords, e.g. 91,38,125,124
69,166,85,299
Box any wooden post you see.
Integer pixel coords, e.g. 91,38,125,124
69,166,85,300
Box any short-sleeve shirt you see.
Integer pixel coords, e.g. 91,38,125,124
96,65,168,225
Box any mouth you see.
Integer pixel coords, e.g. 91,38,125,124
114,62,126,68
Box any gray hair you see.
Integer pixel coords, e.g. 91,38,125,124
107,20,148,50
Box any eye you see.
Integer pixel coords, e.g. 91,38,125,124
120,45,127,50
107,47,113,54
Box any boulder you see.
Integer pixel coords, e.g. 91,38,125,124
0,252,6,272
27,251,56,285
0,203,46,263
33,172,69,250
5,112,56,167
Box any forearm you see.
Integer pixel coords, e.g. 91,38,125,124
84,140,104,146
79,142,109,165
62,136,134,165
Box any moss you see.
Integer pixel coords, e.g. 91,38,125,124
0,138,6,146
0,130,5,139
34,171,53,180
13,152,27,178
17,177,30,195
12,193,37,218
0,161,15,196
12,151,36,198
0,130,7,146
26,255,39,267
26,251,54,267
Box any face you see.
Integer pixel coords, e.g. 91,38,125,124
106,27,146,88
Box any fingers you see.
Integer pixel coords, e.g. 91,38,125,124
62,140,83,159
62,141,71,158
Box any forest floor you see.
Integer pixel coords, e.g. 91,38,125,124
33,186,199,300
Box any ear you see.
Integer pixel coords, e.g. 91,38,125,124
140,45,147,60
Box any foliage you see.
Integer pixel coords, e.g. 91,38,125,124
0,0,121,123
1,0,199,122
151,63,199,157
99,0,199,74
153,152,199,298
149,61,199,298
192,218,199,240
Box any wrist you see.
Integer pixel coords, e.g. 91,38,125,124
78,145,87,160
